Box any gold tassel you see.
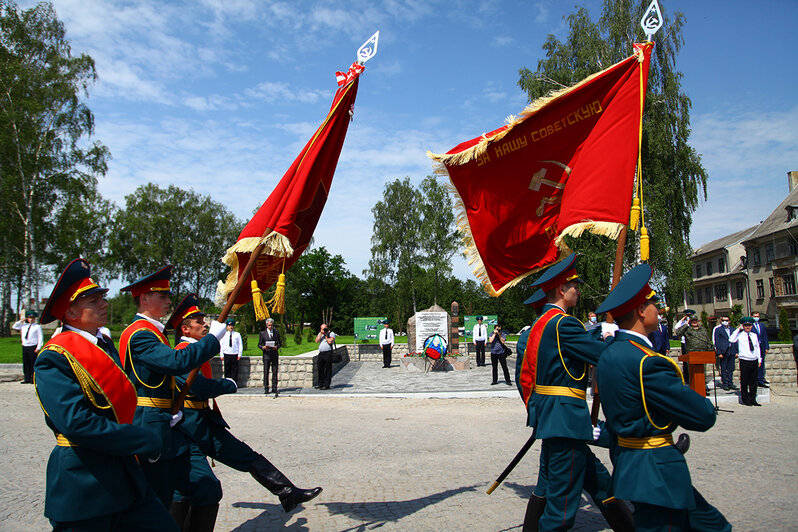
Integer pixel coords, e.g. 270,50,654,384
640,226,650,261
629,197,641,231
251,280,270,321
267,273,286,315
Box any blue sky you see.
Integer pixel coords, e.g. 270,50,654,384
26,0,798,286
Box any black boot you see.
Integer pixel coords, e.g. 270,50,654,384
675,433,690,454
184,504,219,532
169,499,190,530
522,494,546,532
599,499,635,532
249,454,323,512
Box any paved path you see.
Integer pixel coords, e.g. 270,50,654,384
1,366,796,531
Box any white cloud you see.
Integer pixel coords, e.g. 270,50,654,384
493,35,514,47
244,82,330,104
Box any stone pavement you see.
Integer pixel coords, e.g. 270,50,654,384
1,363,797,531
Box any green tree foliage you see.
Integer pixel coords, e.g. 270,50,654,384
109,183,242,299
419,175,459,305
367,177,422,315
0,0,110,320
778,308,792,343
284,246,357,334
518,0,706,308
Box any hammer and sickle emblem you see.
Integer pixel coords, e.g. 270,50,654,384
529,160,572,216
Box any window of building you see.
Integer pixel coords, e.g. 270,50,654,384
784,273,797,296
756,279,764,299
791,239,798,256
706,261,713,275
714,284,727,302
695,264,702,278
718,257,725,273
752,247,761,266
770,277,775,296
688,291,695,305
696,289,703,304
705,287,712,304
766,243,775,263
736,281,744,300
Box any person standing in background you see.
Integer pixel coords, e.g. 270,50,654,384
315,324,336,390
751,311,770,388
258,318,281,397
489,324,512,386
730,317,762,407
379,319,394,368
12,310,43,384
473,316,488,367
648,316,670,356
221,319,243,382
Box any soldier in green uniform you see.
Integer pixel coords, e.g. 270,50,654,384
119,266,228,510
167,295,322,530
34,259,178,531
516,254,632,531
595,264,730,531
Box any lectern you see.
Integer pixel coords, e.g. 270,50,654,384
677,351,715,397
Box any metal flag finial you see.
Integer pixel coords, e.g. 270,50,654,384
357,30,379,64
640,0,663,42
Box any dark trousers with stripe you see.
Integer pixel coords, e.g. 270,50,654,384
739,359,758,405
537,438,612,531
223,354,239,381
381,344,392,367
474,340,486,366
22,345,36,382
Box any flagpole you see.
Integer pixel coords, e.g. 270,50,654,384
591,0,661,425
172,31,380,415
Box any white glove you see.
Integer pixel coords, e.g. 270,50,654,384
147,454,161,464
209,320,227,340
169,411,183,428
224,377,238,391
592,425,601,441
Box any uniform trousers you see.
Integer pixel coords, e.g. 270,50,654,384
223,354,239,381
51,485,178,532
537,438,612,531
474,340,486,366
174,444,223,506
317,350,333,388
22,345,36,383
739,359,758,405
141,453,191,509
381,344,392,367
263,352,279,391
634,488,731,532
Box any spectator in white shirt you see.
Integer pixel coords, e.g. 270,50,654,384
472,317,488,367
729,317,762,407
379,320,395,368
220,319,243,382
12,310,43,384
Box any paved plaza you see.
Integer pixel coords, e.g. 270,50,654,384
1,361,797,531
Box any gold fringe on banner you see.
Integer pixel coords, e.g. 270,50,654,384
428,59,626,167
267,273,286,315
215,232,295,309
555,221,626,248
251,280,270,321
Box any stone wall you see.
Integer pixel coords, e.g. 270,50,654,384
210,346,349,389
758,344,797,387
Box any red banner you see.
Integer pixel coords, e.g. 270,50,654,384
217,63,365,306
430,43,652,296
